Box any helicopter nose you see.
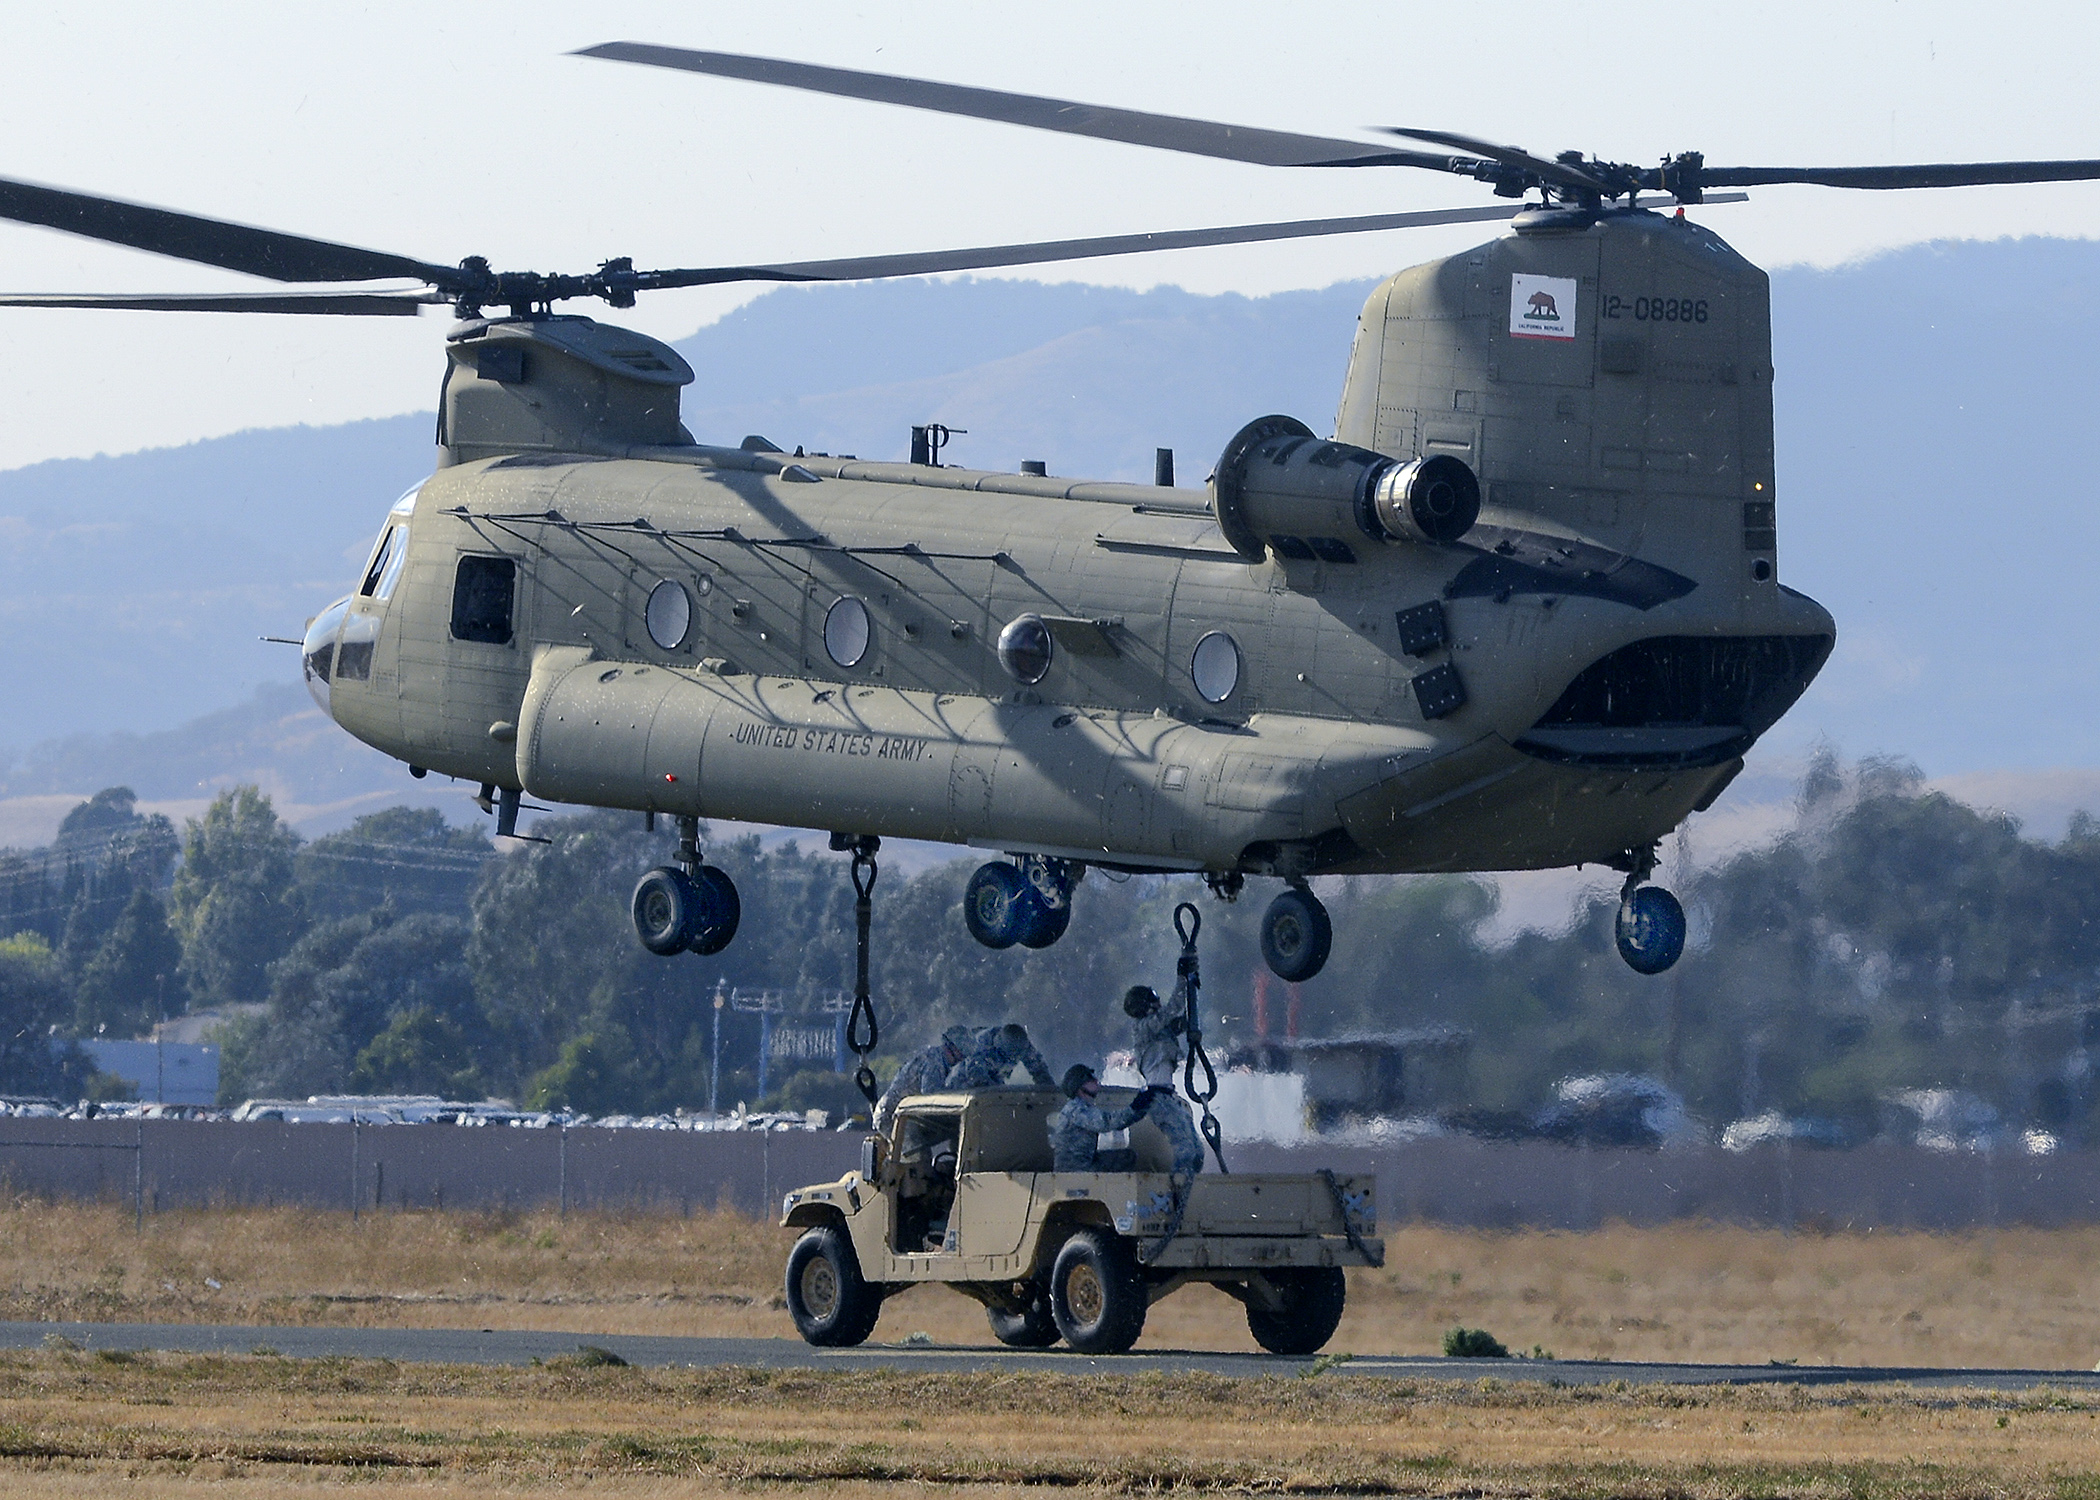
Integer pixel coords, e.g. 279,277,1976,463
301,595,351,718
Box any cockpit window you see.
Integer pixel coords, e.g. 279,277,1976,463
451,555,516,644
359,526,399,597
373,526,409,600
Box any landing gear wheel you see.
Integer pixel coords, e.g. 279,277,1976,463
987,1287,1059,1348
1615,885,1686,975
1049,1229,1147,1354
963,861,1041,949
1244,1266,1347,1356
687,865,742,956
631,866,700,956
1260,886,1332,982
1017,898,1072,950
784,1226,883,1347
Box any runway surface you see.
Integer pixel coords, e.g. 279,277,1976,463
3,1321,2095,1391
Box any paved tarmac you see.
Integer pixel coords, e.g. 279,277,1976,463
2,1321,2096,1392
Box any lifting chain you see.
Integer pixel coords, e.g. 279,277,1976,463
1174,902,1228,1175
841,835,882,1108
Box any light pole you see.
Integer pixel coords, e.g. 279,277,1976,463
708,977,726,1119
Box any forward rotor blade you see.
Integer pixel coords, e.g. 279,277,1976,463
636,203,1533,289
577,42,1463,172
1378,127,1609,192
0,290,437,314
0,177,456,286
1698,159,2100,190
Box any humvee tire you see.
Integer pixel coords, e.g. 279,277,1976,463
785,1226,883,1347
986,1286,1059,1348
1244,1265,1347,1355
1049,1229,1147,1354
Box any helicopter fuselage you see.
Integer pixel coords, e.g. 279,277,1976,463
304,209,1833,896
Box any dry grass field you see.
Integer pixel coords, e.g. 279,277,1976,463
0,1353,2095,1498
2,1199,2098,1370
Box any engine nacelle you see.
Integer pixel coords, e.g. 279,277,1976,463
1211,414,1478,564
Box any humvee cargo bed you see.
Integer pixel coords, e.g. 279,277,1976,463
780,1086,1381,1355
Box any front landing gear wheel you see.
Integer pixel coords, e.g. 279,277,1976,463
687,865,741,955
1244,1266,1347,1355
1615,885,1686,974
1260,885,1332,982
1049,1229,1147,1354
987,1287,1059,1348
963,860,1040,949
784,1226,883,1347
632,866,700,956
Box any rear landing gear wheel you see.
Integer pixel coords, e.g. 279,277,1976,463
964,860,1040,949
1018,897,1072,949
1260,885,1332,982
687,865,741,955
1243,1266,1347,1356
1615,885,1686,974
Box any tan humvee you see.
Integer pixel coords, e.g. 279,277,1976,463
779,1086,1382,1355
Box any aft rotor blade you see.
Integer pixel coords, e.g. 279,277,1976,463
0,177,457,286
577,42,1465,172
0,290,436,314
637,203,1532,288
1378,127,1610,192
1698,159,2100,190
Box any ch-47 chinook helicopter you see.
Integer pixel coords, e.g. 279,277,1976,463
5,43,2097,985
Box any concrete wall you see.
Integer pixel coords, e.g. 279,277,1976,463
3,1118,2096,1229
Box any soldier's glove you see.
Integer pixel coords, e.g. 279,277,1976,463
1130,1088,1156,1116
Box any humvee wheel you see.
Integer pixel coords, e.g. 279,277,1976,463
1049,1229,1147,1354
785,1226,882,1347
1244,1266,1347,1356
986,1287,1059,1348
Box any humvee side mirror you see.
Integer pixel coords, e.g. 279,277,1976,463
859,1134,883,1183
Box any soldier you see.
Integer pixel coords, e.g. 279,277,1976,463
871,1024,973,1134
1048,1063,1154,1171
944,1022,1056,1091
1123,984,1205,1178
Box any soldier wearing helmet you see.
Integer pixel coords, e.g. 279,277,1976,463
1123,983,1205,1178
1048,1063,1154,1172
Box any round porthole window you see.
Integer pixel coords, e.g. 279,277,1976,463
997,614,1054,685
825,595,872,669
646,580,691,650
1190,630,1241,703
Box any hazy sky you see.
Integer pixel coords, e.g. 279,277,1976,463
3,0,2097,471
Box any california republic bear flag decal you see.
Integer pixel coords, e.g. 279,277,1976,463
1510,273,1577,340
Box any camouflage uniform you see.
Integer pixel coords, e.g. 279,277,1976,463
1048,1092,1147,1172
944,1024,1056,1091
872,1025,973,1134
1132,985,1205,1177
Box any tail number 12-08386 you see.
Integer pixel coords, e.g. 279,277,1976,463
1601,294,1709,323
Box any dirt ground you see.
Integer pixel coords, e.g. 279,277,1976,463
0,1354,2096,1497
3,1200,2098,1369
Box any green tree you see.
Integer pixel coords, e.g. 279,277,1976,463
217,910,478,1102
168,787,307,1008
0,932,90,1097
294,806,491,924
72,887,187,1038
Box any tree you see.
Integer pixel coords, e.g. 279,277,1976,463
72,887,187,1037
217,909,479,1102
295,806,491,924
168,787,307,1008
0,933,90,1098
